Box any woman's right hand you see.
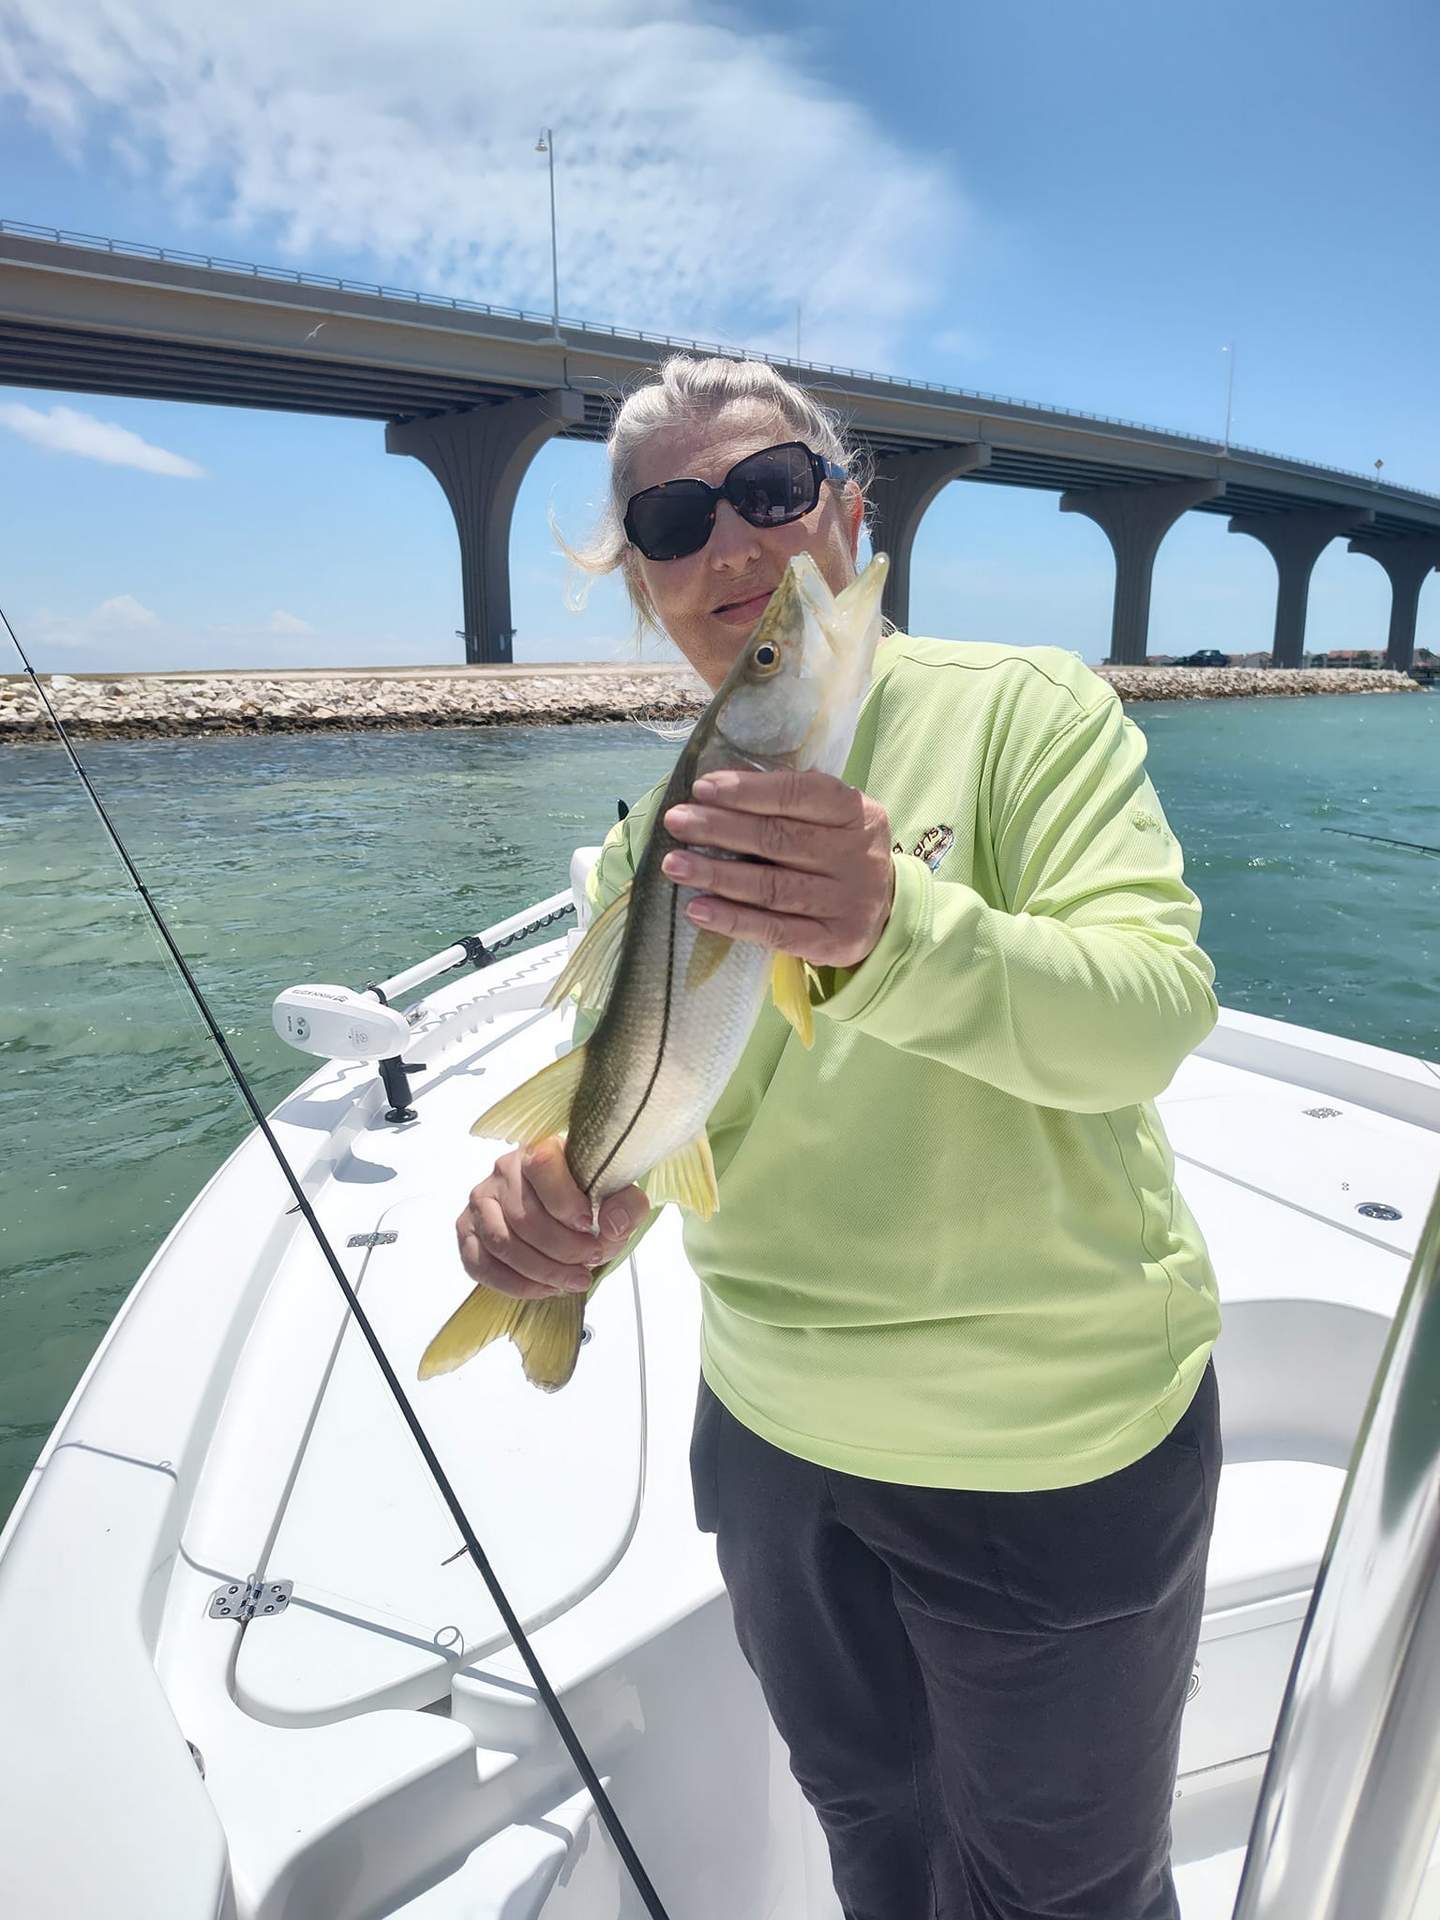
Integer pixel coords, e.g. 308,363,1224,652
454,1135,648,1300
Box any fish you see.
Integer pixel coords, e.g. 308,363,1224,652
418,548,889,1391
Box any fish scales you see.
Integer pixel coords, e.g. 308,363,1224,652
419,549,889,1391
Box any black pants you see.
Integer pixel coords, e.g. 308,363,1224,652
690,1362,1220,1920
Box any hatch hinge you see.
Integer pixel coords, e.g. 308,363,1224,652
209,1575,293,1623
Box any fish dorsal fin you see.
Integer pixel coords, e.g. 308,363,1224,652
469,1040,589,1146
770,952,815,1047
545,883,632,1013
645,1130,719,1220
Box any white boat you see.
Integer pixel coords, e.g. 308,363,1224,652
2,848,1439,1920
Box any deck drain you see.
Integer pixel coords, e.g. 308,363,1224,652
1357,1202,1402,1222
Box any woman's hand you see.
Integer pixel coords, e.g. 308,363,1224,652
661,768,896,970
455,1136,648,1300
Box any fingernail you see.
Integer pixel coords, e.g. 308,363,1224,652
568,1272,594,1290
602,1202,635,1236
666,806,695,832
692,776,721,800
662,852,693,880
687,898,716,925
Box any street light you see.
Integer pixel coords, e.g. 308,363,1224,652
535,129,561,342
1221,343,1235,452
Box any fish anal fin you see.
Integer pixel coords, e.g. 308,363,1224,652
514,1290,588,1392
469,1041,588,1146
770,952,815,1047
418,1284,524,1380
685,926,732,991
645,1130,719,1220
545,883,631,1013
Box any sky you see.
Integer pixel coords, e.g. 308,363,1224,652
0,0,1437,673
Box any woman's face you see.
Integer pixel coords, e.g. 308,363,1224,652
627,405,864,690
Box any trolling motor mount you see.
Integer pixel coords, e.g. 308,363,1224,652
272,983,427,1124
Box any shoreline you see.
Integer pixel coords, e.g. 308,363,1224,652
0,660,1426,741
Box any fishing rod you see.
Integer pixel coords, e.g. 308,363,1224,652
1322,827,1440,858
1,606,674,1920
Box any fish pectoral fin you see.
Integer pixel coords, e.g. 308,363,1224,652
685,925,733,990
514,1290,588,1393
418,1284,525,1379
770,952,815,1047
545,883,632,1013
645,1130,719,1219
418,1286,588,1392
469,1041,589,1145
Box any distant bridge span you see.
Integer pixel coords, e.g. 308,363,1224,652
2,218,1437,667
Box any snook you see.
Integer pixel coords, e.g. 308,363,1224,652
419,549,889,1390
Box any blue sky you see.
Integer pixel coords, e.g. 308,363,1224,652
0,0,1436,672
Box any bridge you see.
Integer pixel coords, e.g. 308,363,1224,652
3,217,1438,668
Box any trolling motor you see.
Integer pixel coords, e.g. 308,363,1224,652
271,894,579,1123
272,982,432,1122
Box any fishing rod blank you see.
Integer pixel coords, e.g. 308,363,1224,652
1,607,674,1920
1322,827,1440,858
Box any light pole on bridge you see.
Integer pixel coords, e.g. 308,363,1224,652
535,129,562,343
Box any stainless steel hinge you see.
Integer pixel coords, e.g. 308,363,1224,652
347,1230,398,1249
209,1575,293,1622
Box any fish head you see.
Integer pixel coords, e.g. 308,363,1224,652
703,549,890,776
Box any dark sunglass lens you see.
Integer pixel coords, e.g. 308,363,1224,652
727,445,815,527
628,482,713,560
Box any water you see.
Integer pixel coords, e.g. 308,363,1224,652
2,695,1437,1524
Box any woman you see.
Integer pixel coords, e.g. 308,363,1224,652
454,355,1222,1920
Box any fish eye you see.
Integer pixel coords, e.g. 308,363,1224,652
751,641,780,672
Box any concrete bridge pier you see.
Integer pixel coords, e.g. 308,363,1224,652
386,389,584,664
866,443,992,631
1346,533,1440,672
1227,508,1375,667
1061,479,1221,664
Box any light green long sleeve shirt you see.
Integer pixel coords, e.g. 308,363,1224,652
585,634,1221,1491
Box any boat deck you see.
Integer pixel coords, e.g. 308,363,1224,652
3,912,1438,1919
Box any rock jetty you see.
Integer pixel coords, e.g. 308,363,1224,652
0,659,1424,741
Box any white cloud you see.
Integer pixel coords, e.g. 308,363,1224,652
27,593,160,648
0,402,204,477
266,609,312,634
92,593,160,628
0,1,968,369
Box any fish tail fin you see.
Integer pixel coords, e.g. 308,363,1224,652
418,1283,525,1379
418,1284,587,1392
645,1129,719,1219
470,1041,589,1145
513,1290,588,1393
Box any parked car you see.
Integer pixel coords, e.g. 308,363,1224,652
1174,649,1230,667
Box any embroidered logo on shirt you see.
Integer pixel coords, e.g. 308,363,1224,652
1130,807,1174,844
891,823,955,871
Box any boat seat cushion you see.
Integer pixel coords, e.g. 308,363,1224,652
1205,1459,1346,1613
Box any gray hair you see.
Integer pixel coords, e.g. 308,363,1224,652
559,354,870,637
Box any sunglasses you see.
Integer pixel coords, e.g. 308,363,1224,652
623,440,849,562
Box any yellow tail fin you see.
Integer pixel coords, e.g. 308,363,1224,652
418,1284,587,1392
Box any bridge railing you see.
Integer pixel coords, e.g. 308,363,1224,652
4,215,1438,508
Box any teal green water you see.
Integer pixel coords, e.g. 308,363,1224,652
2,694,1437,1524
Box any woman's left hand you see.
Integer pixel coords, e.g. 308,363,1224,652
661,769,896,970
